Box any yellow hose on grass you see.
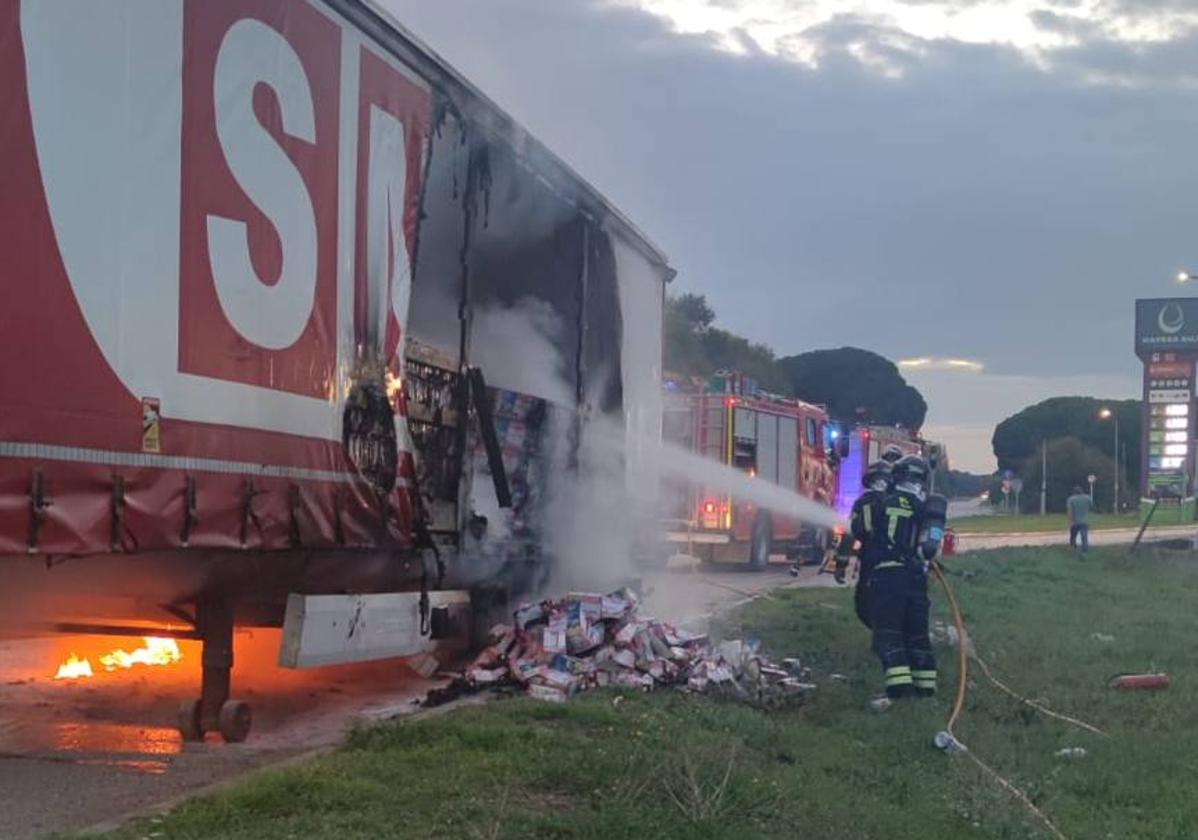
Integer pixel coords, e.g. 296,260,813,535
930,562,1077,840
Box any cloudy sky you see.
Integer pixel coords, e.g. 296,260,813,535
385,0,1198,472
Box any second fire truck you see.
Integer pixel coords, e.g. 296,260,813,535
663,372,848,569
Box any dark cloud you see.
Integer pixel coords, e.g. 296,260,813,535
1029,8,1104,39
729,25,768,57
1099,0,1196,13
1051,29,1198,87
384,0,1194,466
892,0,990,7
783,13,929,72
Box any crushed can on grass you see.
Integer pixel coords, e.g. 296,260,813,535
1055,747,1088,759
1108,672,1170,691
933,731,967,754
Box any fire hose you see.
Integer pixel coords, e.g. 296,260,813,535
930,562,1107,840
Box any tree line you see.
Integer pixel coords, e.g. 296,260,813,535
665,292,1139,506
991,397,1140,513
665,293,928,429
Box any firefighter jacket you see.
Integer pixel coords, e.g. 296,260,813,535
849,489,888,578
877,489,928,569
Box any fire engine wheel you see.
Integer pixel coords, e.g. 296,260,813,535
798,529,830,566
748,511,773,571
178,698,204,742
218,699,253,743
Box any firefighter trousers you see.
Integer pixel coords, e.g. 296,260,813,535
853,554,881,629
854,580,870,629
867,563,936,699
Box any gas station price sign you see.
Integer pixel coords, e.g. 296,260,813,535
1145,357,1194,491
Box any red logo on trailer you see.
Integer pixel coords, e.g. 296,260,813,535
0,0,431,555
179,0,342,400
3,0,429,451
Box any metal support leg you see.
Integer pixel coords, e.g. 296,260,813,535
178,592,252,743
198,594,234,733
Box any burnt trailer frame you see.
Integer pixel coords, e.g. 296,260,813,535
0,0,671,741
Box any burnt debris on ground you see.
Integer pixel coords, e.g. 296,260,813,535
422,588,815,708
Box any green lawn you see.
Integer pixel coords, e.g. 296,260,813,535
88,547,1198,840
951,512,1144,534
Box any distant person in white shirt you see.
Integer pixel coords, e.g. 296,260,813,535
1066,486,1092,555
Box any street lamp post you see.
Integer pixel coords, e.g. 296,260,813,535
1040,439,1047,516
1099,407,1119,513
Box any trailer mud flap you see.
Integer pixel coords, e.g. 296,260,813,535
278,591,470,669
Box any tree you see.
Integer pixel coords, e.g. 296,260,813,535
670,293,714,332
663,296,928,411
936,470,994,499
992,397,1140,498
1016,437,1118,514
664,294,708,377
664,293,790,393
776,347,928,428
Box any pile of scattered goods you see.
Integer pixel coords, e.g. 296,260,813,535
422,588,815,707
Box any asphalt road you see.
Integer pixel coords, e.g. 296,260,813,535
0,628,450,839
0,560,827,839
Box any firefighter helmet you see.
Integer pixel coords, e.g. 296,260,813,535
880,445,905,464
893,455,931,496
862,460,892,490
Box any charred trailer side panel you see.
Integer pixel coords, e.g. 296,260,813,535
0,0,670,738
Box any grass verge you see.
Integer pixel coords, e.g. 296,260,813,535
87,546,1198,840
951,512,1144,534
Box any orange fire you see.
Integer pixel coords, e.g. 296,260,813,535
53,637,182,680
385,371,403,401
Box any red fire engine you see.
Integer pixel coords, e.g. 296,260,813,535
663,372,847,569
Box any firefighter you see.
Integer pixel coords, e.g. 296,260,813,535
868,455,947,704
839,459,892,625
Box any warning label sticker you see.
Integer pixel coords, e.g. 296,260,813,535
141,398,161,453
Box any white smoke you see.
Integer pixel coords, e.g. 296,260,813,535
464,298,844,598
467,299,640,594
468,298,574,406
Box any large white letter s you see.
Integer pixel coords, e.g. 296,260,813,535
208,18,318,350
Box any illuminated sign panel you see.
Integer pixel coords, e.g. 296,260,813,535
1137,325,1196,497
1136,299,1198,353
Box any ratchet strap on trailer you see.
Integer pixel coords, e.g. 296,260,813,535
414,517,443,637
418,552,431,637
467,367,513,510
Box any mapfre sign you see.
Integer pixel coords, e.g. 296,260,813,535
1135,298,1198,357
1,0,429,457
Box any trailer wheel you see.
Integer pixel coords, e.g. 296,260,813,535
218,699,253,743
748,511,773,571
178,698,204,742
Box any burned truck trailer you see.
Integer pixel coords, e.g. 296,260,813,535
0,0,670,740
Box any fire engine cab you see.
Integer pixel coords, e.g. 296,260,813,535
663,372,847,569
